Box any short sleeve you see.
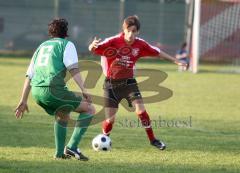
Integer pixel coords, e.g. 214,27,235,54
63,41,79,69
26,49,39,79
140,40,161,57
26,58,35,79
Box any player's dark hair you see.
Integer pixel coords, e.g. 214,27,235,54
48,18,69,38
181,42,187,50
122,15,140,31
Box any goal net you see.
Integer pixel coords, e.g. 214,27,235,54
190,0,240,73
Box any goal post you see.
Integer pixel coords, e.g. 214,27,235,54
189,0,240,73
191,0,201,73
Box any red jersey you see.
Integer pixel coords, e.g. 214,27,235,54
93,33,161,79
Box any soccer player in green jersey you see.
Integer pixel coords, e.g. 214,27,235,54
15,18,95,161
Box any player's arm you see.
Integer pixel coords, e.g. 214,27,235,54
69,68,91,102
159,51,187,67
15,56,35,119
141,40,187,67
64,42,91,102
15,77,31,119
176,52,188,59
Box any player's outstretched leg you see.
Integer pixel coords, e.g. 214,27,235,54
137,110,166,150
133,99,166,150
150,139,166,150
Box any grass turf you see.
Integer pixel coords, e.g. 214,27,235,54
0,57,239,173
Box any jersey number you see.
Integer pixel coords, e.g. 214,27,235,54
37,45,54,66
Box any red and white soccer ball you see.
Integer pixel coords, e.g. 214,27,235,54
92,134,112,151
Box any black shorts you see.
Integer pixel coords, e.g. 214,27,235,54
103,78,142,108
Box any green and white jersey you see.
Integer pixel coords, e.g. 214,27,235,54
26,38,78,87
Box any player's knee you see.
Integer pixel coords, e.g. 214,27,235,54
79,104,96,115
75,102,96,115
106,118,115,124
105,116,115,124
135,108,146,115
75,101,92,113
56,114,70,122
88,105,96,115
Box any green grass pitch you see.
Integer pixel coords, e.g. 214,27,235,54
0,57,239,173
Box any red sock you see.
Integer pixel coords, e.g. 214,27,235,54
137,111,155,142
102,120,113,135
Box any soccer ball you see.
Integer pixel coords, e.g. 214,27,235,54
92,134,112,151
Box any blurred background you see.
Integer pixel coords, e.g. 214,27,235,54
0,0,187,55
1,0,240,72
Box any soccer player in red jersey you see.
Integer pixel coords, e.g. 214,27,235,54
89,15,187,150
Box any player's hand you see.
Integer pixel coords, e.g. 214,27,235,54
15,101,29,119
176,60,188,69
89,37,101,51
82,92,92,103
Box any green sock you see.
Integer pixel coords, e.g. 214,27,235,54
54,121,67,157
67,113,93,150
